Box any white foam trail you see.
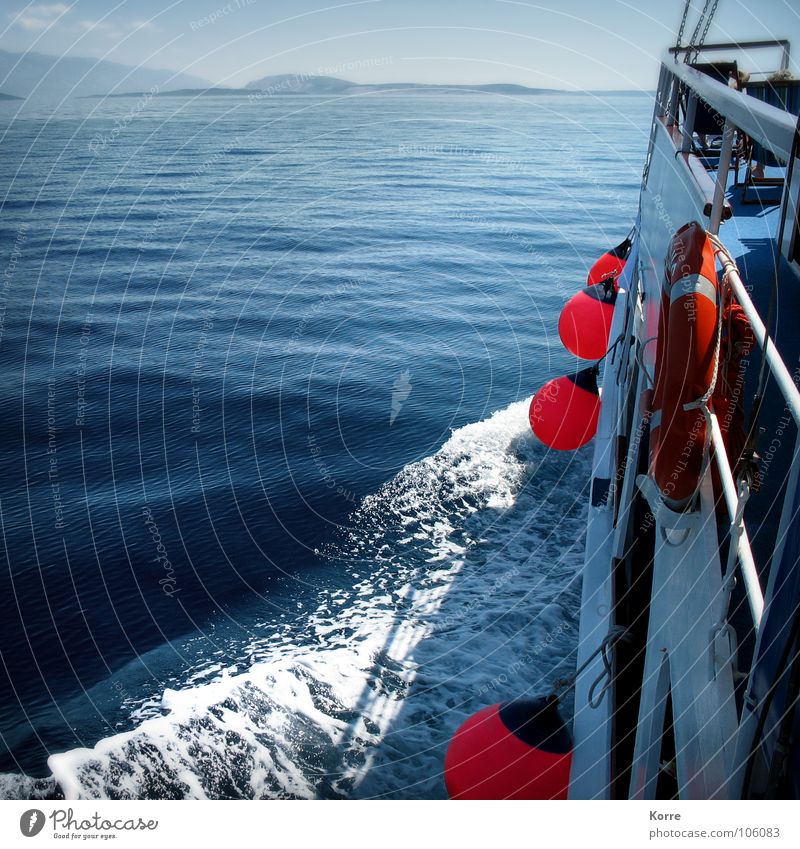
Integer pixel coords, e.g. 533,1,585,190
31,397,589,799
0,773,58,800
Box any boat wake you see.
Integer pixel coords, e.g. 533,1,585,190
1,398,590,799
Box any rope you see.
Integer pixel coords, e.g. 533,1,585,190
710,238,763,482
552,627,632,709
597,331,625,368
636,337,659,389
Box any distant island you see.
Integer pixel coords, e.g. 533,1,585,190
0,48,212,103
87,74,649,99
0,49,649,102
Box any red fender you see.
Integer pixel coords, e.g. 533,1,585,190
587,235,632,286
558,279,617,360
529,366,600,451
445,698,572,800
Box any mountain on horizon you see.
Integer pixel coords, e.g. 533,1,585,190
98,75,650,99
0,50,648,101
245,74,357,94
244,73,566,96
0,50,212,103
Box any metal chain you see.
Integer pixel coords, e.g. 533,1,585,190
692,0,722,62
686,0,712,61
674,0,692,61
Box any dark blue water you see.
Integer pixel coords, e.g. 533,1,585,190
0,92,650,793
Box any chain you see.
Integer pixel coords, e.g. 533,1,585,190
686,0,712,62
692,0,722,62
676,0,722,64
674,0,692,61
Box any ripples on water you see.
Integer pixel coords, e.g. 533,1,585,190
0,92,650,796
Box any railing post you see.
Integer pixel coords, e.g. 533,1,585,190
709,118,735,234
667,76,681,127
655,66,670,119
780,41,790,73
682,92,698,154
709,414,764,626
779,144,800,258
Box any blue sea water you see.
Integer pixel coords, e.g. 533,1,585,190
0,91,650,798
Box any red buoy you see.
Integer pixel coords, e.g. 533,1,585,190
558,279,617,360
444,696,572,800
529,366,600,450
587,235,632,286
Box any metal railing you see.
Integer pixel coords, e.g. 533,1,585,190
660,57,797,162
646,58,800,636
706,235,800,635
668,39,791,77
708,413,764,626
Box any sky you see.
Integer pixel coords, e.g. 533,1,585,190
0,0,798,90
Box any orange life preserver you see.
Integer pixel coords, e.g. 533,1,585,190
648,221,720,510
711,295,754,489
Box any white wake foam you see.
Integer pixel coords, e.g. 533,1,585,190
9,397,590,799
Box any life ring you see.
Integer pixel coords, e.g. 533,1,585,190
648,221,720,511
712,296,754,469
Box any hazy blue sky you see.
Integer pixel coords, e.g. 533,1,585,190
1,0,798,89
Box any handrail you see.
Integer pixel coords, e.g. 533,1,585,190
662,59,798,162
711,237,800,428
668,39,790,73
659,118,733,219
668,39,790,52
664,119,734,217
700,236,800,629
709,413,764,628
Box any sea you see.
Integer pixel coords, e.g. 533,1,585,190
0,90,651,799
